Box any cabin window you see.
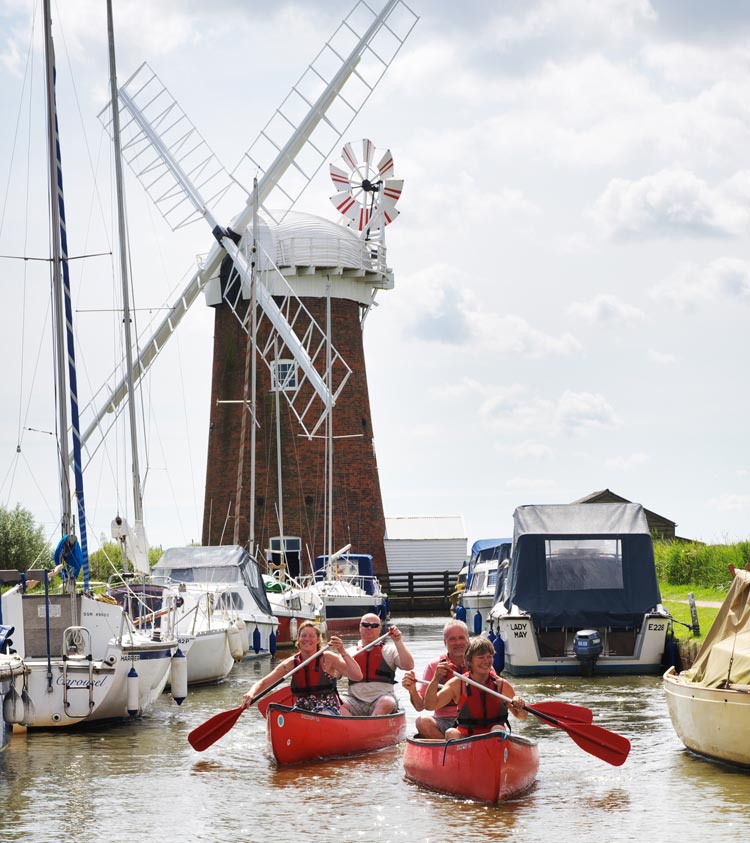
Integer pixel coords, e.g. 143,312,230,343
217,591,244,611
271,359,297,391
545,539,623,591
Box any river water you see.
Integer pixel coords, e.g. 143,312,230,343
0,616,746,843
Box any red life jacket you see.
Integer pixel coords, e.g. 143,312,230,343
349,642,396,686
455,671,509,736
290,652,338,698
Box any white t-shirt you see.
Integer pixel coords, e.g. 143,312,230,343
345,640,401,703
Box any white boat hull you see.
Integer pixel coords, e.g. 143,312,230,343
663,666,750,768
178,629,234,685
492,611,668,676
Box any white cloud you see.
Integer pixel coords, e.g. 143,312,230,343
711,493,750,512
554,390,620,434
567,293,645,322
475,385,619,436
497,440,554,459
592,169,748,240
604,452,649,470
651,256,750,310
647,349,677,364
505,475,555,491
394,266,581,358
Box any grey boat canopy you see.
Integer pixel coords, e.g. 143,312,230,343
500,502,662,629
152,545,274,616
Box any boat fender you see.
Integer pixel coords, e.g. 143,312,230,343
127,666,139,716
473,610,482,635
493,635,505,674
487,628,496,643
2,682,24,725
269,627,277,656
289,617,298,642
252,626,261,654
455,604,466,623
235,620,249,655
227,623,244,662
170,648,188,705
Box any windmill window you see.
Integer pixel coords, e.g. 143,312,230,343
272,360,298,391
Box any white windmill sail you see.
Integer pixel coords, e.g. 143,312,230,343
79,0,418,454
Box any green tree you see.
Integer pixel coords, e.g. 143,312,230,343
87,542,165,583
0,504,50,572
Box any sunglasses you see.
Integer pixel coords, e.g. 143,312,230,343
360,622,382,628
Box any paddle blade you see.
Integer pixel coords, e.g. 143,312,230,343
563,720,631,767
257,685,294,719
529,701,593,726
188,706,244,752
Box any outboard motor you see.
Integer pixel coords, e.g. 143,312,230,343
573,629,603,676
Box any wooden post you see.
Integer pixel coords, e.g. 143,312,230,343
687,592,700,636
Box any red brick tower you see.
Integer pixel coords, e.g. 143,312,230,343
201,211,393,579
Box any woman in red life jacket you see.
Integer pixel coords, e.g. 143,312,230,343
423,636,527,739
242,621,362,715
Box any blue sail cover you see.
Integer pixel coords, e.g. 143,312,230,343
503,503,662,629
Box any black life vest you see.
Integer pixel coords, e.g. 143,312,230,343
349,642,396,686
290,652,338,698
455,671,509,736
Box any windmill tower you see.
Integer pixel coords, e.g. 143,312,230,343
203,139,403,578
86,1,417,579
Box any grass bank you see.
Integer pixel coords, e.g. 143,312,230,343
655,539,749,645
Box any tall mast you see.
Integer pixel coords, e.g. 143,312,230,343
42,0,71,536
43,0,90,586
106,0,145,533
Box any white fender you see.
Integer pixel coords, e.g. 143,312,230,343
227,623,244,662
127,666,140,716
170,648,188,705
289,617,298,642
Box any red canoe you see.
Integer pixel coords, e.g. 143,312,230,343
266,703,407,765
403,731,539,804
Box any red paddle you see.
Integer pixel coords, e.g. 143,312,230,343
256,685,294,718
414,676,593,725
187,643,331,751
452,672,630,766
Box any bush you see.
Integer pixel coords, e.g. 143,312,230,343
87,542,165,583
0,504,50,572
654,540,747,590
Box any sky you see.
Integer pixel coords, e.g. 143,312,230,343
1,0,749,560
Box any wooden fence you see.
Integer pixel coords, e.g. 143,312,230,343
381,570,457,612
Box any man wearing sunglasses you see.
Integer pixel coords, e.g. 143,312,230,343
339,613,414,717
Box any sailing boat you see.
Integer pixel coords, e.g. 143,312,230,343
1,0,179,728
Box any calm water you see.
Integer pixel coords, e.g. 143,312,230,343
0,617,747,843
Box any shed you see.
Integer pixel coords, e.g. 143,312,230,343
384,516,467,575
572,489,677,539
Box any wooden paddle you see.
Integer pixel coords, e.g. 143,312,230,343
452,671,630,766
414,676,593,725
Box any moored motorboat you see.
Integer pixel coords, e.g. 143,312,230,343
265,703,406,765
403,730,539,803
489,503,669,676
663,568,750,768
456,538,511,635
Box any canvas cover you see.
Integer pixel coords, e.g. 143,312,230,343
683,569,750,688
154,545,274,616
501,503,662,629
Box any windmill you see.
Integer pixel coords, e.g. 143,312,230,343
84,0,417,577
